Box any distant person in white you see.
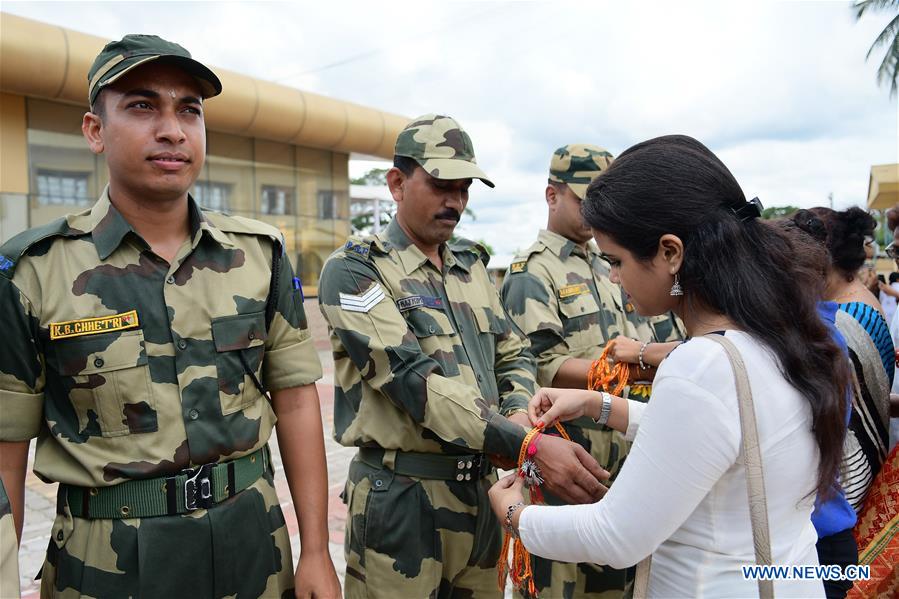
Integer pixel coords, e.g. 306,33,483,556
883,209,899,449
490,135,850,598
878,272,899,327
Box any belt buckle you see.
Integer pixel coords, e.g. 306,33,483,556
453,455,483,482
183,462,214,511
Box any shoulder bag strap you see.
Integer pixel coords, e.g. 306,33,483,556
633,334,774,598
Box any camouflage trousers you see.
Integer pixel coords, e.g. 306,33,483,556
342,455,503,599
1,479,20,599
40,472,293,598
524,426,632,599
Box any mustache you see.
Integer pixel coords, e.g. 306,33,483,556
435,209,461,222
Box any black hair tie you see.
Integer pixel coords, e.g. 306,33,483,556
732,197,763,222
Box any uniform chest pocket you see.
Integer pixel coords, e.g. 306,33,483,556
473,308,503,404
212,312,267,416
51,329,157,438
405,307,460,377
558,286,603,350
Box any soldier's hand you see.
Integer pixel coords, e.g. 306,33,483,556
608,336,642,364
534,434,609,504
506,411,531,429
294,549,342,599
488,453,517,470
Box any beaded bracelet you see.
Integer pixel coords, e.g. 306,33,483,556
638,341,650,370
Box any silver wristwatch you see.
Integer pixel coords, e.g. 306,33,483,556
593,392,613,426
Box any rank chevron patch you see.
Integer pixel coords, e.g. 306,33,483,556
339,282,385,313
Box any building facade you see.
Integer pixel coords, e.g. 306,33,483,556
0,13,407,295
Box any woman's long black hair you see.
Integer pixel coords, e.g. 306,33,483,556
582,135,848,498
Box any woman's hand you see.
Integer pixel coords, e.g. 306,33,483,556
529,388,601,428
489,472,526,525
608,337,643,364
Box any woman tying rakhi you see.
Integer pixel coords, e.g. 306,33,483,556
489,135,849,598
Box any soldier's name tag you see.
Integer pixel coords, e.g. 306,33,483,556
509,260,527,274
339,282,385,313
49,310,140,340
558,283,590,299
396,295,444,312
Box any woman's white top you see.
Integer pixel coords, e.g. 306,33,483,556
519,331,825,597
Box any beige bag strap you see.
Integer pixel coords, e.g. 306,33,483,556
633,334,774,598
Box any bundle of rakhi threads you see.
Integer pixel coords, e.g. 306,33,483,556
497,421,571,598
587,339,642,396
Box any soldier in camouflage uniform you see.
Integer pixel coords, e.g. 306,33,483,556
501,144,637,598
0,35,340,598
319,115,608,598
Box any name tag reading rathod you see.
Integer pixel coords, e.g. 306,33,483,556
49,310,140,340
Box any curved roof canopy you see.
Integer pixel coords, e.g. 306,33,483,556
0,13,408,158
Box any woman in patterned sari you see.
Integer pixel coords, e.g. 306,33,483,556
794,208,892,513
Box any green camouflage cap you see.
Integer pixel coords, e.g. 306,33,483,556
549,144,614,200
88,34,222,105
394,114,494,188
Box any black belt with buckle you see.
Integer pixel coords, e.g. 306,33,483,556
358,447,493,481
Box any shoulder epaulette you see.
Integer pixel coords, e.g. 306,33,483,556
204,211,280,240
448,236,490,267
508,241,545,274
0,218,83,279
203,211,284,255
342,236,375,260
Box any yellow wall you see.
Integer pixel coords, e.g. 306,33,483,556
0,93,28,194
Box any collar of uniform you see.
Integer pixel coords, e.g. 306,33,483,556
538,229,585,259
89,188,145,260
89,188,233,260
382,218,431,275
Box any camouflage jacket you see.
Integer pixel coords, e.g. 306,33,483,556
318,218,535,460
0,189,320,487
501,230,629,387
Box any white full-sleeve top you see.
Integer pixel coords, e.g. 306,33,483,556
519,331,825,598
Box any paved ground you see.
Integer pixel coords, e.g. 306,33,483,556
16,299,357,597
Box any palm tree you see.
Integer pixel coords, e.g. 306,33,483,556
853,0,899,97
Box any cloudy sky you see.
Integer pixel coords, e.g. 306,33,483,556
5,0,896,256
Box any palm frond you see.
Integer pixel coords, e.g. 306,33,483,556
854,0,899,20
866,13,899,58
875,30,899,96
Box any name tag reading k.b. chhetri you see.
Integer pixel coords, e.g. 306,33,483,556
49,310,140,340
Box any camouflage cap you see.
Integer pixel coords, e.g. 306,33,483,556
394,114,494,188
549,144,614,200
88,34,222,105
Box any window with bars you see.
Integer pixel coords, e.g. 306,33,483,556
36,170,91,206
317,190,336,220
193,181,232,212
261,185,295,215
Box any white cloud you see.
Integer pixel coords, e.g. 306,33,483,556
4,0,896,254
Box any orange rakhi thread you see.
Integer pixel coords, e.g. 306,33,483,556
587,340,641,396
497,422,571,598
